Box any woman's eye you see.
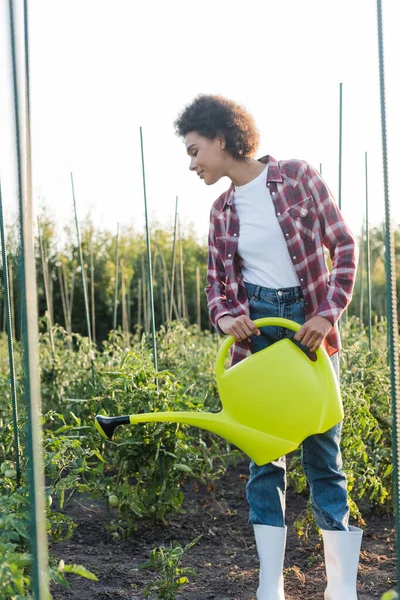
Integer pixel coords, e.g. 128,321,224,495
192,150,198,157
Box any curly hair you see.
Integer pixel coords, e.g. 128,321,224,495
174,94,260,160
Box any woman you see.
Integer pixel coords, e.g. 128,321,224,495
174,94,362,600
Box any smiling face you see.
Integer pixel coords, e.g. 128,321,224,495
185,131,229,185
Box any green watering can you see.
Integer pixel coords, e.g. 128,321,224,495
95,317,343,465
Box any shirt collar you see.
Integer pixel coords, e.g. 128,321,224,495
222,155,283,209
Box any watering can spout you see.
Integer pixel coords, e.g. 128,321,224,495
95,318,343,466
95,410,299,465
95,411,224,440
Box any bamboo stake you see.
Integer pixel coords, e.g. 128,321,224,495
137,277,142,338
121,261,129,336
149,242,159,332
162,259,169,325
178,216,186,320
176,257,182,318
365,151,372,350
139,126,158,386
141,254,148,333
90,236,96,344
49,273,54,326
196,265,201,328
359,219,364,326
37,218,55,354
57,264,71,348
60,262,73,336
68,267,75,330
71,173,91,343
338,82,343,212
113,223,120,331
156,252,165,326
338,82,346,326
0,175,21,485
169,195,178,321
159,248,179,320
127,275,132,332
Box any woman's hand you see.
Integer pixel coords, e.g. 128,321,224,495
218,315,261,342
293,315,332,352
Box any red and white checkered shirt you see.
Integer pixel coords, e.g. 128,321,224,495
205,155,358,366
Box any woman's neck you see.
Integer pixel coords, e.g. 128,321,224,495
227,157,266,187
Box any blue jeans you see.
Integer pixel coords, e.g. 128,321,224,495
244,282,350,531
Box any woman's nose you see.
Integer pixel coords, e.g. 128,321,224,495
189,157,197,171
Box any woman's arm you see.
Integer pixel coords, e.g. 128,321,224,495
306,163,358,326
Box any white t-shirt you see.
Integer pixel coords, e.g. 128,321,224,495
233,166,300,289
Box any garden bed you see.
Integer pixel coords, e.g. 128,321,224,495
50,458,396,599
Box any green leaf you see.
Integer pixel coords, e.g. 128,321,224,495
63,564,99,581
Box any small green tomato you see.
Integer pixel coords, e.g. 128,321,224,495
46,495,53,509
108,494,119,508
4,469,17,479
1,462,12,475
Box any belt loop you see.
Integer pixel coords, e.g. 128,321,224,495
255,285,261,301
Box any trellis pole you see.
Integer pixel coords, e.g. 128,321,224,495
8,0,50,595
377,1,400,591
359,219,364,325
196,265,201,328
139,127,158,388
338,82,346,325
113,223,120,330
365,152,372,350
169,196,178,321
37,218,55,354
90,235,96,344
71,173,92,342
0,176,21,485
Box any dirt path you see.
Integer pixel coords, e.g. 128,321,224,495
50,459,397,599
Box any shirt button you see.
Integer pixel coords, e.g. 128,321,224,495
292,256,297,260
228,253,232,258
300,278,304,282
267,183,271,187
228,299,233,303
272,192,276,197
276,212,281,217
233,233,237,236
300,208,308,216
285,233,289,237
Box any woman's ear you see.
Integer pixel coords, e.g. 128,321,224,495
216,134,226,150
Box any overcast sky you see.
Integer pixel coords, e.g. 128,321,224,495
1,0,399,246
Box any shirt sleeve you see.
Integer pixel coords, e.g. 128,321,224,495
204,209,231,333
306,163,358,325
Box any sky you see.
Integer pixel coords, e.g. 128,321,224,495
1,0,399,248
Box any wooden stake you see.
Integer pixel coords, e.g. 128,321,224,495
196,265,201,328
90,236,96,344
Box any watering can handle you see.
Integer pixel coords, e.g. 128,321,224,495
215,317,324,379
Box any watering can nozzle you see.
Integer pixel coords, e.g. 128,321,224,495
95,414,130,440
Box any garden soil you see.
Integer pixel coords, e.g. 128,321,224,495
50,458,397,600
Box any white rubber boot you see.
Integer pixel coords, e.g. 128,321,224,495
322,525,363,599
253,524,286,600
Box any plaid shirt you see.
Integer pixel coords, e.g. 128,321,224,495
205,155,358,366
